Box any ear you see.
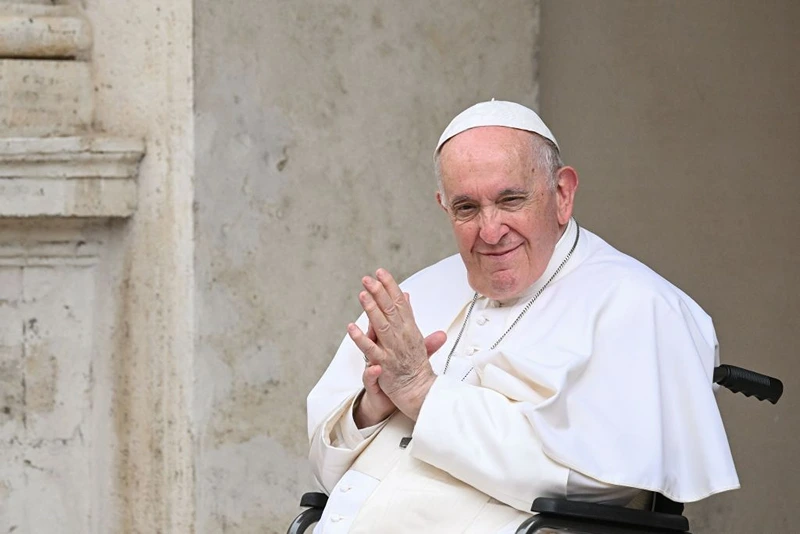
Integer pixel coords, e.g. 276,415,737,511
435,190,448,213
554,166,579,225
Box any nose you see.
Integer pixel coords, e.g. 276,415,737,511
477,207,509,245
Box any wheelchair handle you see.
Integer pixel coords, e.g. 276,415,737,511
713,364,783,404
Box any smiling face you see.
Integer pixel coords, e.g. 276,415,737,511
437,126,576,300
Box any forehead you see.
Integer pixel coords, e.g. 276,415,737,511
439,126,536,191
440,126,533,164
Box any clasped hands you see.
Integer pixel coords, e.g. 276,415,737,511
348,268,447,428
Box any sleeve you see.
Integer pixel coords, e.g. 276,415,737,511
410,375,571,512
309,391,389,493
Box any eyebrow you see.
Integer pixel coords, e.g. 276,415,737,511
449,194,474,206
496,188,530,197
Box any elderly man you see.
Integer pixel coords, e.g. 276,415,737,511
306,101,738,533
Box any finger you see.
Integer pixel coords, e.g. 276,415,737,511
404,292,410,304
424,330,447,357
348,323,382,363
358,290,390,336
362,364,383,394
376,269,408,315
362,275,403,323
366,322,377,343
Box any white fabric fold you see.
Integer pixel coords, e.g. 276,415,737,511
411,375,570,512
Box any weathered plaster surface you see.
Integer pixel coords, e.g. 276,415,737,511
194,1,540,531
0,221,103,534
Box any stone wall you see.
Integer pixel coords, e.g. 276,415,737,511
0,0,193,532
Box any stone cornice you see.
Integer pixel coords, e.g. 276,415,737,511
0,136,145,218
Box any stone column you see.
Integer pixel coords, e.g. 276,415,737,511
82,0,196,531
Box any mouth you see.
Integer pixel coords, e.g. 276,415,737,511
479,243,522,260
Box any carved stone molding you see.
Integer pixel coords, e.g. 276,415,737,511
0,239,100,267
0,136,145,218
0,5,93,136
0,4,92,59
0,59,93,136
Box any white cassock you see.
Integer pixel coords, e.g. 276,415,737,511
306,219,739,533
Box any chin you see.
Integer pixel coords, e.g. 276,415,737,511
481,273,526,300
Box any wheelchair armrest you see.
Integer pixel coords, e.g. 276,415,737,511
299,492,328,509
529,498,689,532
286,493,328,534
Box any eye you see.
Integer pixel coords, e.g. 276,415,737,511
451,203,479,220
498,196,526,209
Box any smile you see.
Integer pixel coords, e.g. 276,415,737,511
480,243,523,260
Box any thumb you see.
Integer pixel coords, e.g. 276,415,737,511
424,330,447,357
363,364,383,393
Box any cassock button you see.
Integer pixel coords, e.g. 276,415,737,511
476,316,488,325
331,514,345,522
340,485,352,493
468,346,480,355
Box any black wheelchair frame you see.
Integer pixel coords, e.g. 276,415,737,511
288,364,783,534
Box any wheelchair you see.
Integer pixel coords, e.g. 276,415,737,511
289,364,783,534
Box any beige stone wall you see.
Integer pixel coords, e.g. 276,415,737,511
540,1,799,531
193,1,540,531
0,0,194,532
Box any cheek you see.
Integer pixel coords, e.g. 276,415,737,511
515,214,553,249
505,212,536,239
452,223,478,252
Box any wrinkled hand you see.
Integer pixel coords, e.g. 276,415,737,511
355,322,446,428
349,269,446,422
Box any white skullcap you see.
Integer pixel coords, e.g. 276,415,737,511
435,100,559,155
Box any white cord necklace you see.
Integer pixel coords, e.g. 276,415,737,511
442,223,581,381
